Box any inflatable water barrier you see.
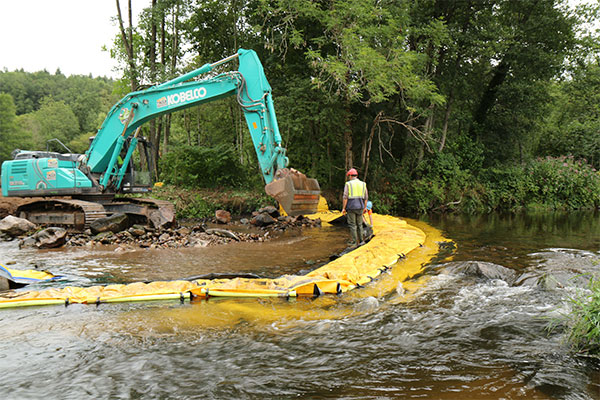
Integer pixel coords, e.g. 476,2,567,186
0,263,59,289
0,212,447,309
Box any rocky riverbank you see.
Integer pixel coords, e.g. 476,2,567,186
0,205,322,250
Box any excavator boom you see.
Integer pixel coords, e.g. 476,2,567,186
1,49,320,225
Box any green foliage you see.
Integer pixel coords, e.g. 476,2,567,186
561,276,600,355
538,64,600,168
525,156,600,209
26,97,80,150
68,132,95,154
158,144,248,189
0,93,30,161
0,70,114,158
2,0,599,219
150,184,274,219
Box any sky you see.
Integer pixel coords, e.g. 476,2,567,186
0,1,592,80
0,1,150,79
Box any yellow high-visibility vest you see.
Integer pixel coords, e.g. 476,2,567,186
346,179,366,198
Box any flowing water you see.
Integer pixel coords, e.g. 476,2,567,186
0,213,599,399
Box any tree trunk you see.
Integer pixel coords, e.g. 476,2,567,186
439,90,453,152
148,0,158,180
363,111,381,181
115,0,138,91
161,3,180,155
343,106,353,173
184,110,191,146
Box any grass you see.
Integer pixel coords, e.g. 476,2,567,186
561,275,600,356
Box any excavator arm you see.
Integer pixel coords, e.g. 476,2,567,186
1,49,319,217
84,48,319,215
87,50,283,186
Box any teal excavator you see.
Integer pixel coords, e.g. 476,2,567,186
1,49,320,229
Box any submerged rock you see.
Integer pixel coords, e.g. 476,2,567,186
441,261,517,284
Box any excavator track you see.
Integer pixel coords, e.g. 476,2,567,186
17,199,108,230
16,197,176,231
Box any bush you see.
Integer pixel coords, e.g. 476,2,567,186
379,155,600,215
479,166,534,212
527,156,600,209
159,144,248,188
150,185,273,219
562,276,600,355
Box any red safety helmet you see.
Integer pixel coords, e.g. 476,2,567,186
346,168,358,176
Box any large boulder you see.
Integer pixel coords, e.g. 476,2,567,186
149,207,175,230
90,213,130,235
0,215,36,237
19,227,67,249
34,227,67,249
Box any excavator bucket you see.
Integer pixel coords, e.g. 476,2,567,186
265,168,320,216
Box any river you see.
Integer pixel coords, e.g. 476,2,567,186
0,212,599,399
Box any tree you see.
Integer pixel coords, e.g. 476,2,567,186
258,0,445,177
0,93,29,161
538,62,600,167
22,97,80,151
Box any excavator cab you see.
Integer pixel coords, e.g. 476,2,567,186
265,168,321,216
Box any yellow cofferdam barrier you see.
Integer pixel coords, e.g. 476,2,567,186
0,212,444,309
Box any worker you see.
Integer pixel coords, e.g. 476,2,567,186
342,168,368,246
363,200,373,227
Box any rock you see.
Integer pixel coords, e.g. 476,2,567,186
149,207,175,230
240,218,249,225
177,227,191,236
258,206,279,218
94,231,114,243
251,213,276,227
442,261,517,284
205,228,240,241
34,227,67,249
20,227,67,249
215,210,231,224
90,213,130,235
158,233,171,242
18,236,37,249
0,215,36,237
128,226,146,237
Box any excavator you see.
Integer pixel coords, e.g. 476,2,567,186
1,49,320,230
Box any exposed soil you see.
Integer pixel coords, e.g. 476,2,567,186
0,194,35,219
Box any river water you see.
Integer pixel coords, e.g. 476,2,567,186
0,213,599,399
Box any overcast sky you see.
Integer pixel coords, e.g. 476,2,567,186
0,1,591,80
0,1,150,78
